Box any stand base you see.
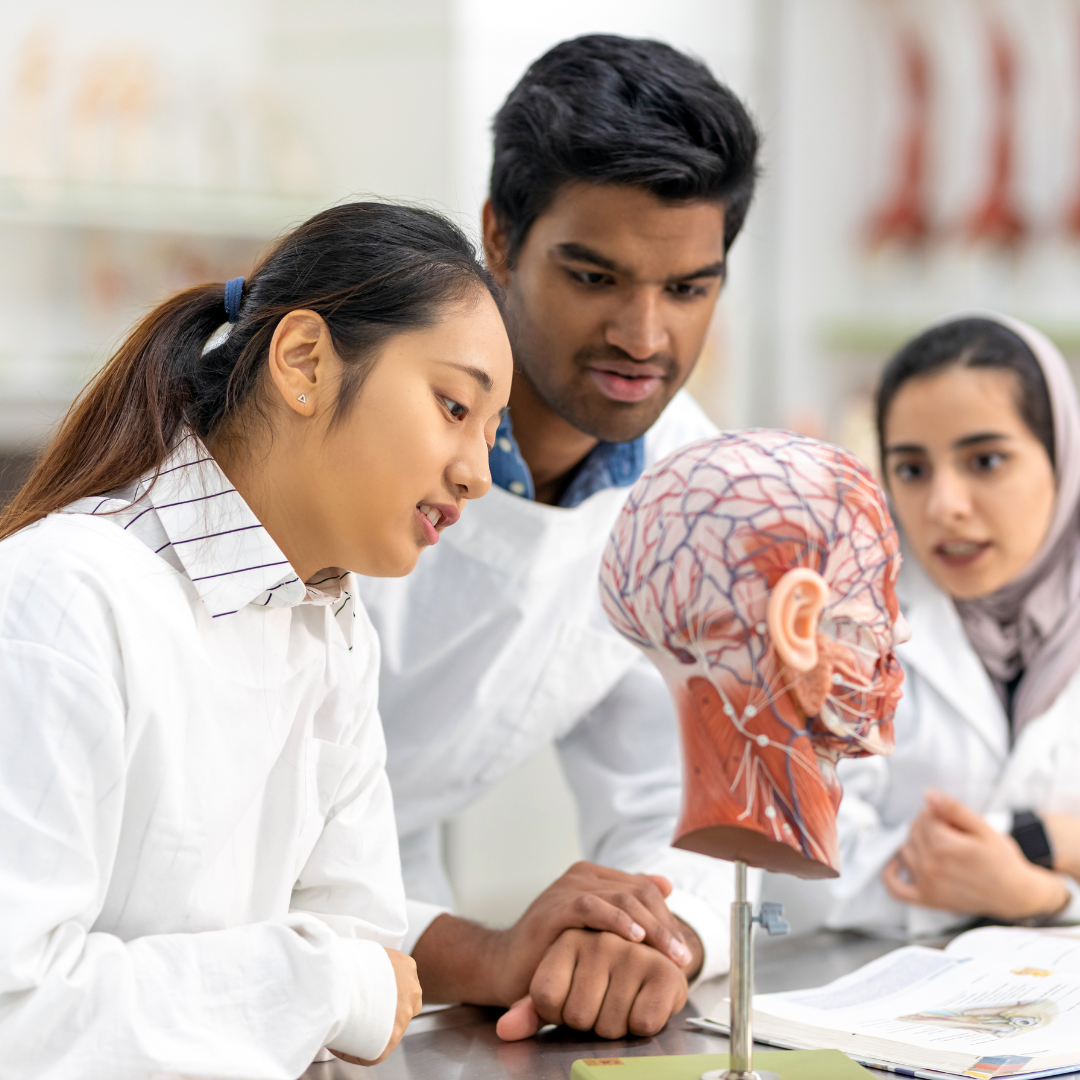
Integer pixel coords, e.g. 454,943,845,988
700,1072,781,1080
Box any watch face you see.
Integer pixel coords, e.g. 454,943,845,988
1012,812,1054,868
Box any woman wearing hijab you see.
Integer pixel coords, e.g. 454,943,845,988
826,314,1080,938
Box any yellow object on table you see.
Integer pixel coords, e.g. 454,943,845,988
570,1048,873,1079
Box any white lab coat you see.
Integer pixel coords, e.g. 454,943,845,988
823,555,1080,938
358,391,748,981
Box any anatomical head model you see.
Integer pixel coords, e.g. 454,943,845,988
600,431,907,879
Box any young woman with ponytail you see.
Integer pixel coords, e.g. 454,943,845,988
0,202,512,1077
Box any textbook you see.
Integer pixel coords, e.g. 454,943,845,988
570,1048,872,1078
689,926,1080,1079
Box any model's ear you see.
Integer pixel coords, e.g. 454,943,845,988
767,567,828,673
481,199,512,289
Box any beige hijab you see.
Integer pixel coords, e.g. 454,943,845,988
950,314,1080,734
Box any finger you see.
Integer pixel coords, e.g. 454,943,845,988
529,935,579,1026
603,886,690,965
496,996,542,1042
925,789,992,836
624,964,685,1038
591,954,643,1040
883,856,922,903
571,892,690,967
558,940,612,1034
645,874,673,898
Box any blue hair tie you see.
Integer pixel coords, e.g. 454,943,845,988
223,276,245,323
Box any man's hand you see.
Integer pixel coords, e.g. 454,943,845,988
331,948,423,1067
496,929,689,1041
882,790,1069,921
413,861,693,1006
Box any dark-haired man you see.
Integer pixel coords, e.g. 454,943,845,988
358,34,760,1041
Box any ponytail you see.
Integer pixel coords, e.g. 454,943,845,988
0,202,499,541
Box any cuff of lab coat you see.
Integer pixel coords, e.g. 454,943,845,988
1052,876,1080,924
665,887,729,985
325,938,397,1062
984,809,1012,835
404,897,452,956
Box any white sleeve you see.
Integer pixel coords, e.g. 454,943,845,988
0,640,385,1078
289,620,410,1059
557,655,738,982
826,754,913,934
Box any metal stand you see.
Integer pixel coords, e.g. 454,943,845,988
700,862,788,1080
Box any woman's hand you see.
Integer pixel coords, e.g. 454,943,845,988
331,948,423,1067
1044,812,1080,883
882,790,1070,921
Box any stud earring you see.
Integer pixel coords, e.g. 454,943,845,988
297,394,307,403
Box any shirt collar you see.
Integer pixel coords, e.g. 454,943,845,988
128,434,346,618
489,413,645,510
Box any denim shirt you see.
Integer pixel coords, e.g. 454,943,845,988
488,413,646,508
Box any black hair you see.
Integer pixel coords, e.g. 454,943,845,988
490,34,760,263
1,201,501,540
875,317,1056,473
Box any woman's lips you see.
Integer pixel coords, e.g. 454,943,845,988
416,501,461,546
933,539,992,568
588,368,663,403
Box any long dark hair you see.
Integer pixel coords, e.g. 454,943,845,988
875,316,1055,475
0,202,500,541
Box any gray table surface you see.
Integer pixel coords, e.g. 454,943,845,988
299,931,923,1080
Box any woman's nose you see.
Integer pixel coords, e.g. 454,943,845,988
925,467,972,523
447,435,493,501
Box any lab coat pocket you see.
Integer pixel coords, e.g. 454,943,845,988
295,738,361,874
310,737,361,817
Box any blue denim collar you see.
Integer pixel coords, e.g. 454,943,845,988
489,413,645,509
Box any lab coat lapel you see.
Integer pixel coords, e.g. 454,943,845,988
896,559,1010,760
439,482,644,774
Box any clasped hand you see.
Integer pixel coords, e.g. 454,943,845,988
882,790,1070,921
489,862,700,1042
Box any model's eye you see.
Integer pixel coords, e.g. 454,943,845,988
892,460,927,483
441,396,467,420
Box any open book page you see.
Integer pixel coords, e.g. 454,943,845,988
945,926,1080,975
708,946,1080,1076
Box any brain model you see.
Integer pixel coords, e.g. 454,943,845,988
600,431,905,878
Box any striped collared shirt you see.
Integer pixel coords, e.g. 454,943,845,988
70,431,351,620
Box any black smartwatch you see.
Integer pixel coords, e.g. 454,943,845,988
1011,810,1055,869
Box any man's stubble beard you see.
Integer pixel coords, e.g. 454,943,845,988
509,303,687,445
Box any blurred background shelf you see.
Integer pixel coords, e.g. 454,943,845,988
0,176,329,239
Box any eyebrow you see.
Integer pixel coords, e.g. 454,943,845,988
954,431,1011,449
553,242,726,283
442,361,493,393
884,431,1012,456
